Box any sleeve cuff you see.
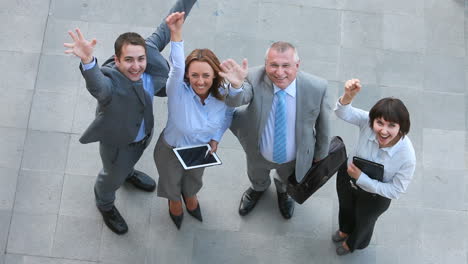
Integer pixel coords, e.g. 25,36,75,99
356,172,375,192
81,57,97,71
228,84,243,95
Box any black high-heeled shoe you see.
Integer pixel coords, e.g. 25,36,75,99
182,194,203,222
168,200,183,229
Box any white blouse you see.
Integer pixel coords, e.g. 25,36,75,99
334,100,416,199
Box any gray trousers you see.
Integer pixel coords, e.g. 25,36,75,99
95,140,148,211
246,150,295,193
154,133,205,201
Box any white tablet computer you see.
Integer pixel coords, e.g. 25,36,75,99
173,144,222,170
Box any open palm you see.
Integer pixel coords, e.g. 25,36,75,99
64,28,97,63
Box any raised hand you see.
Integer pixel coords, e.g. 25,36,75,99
219,58,248,88
64,28,97,64
166,12,185,42
340,78,361,105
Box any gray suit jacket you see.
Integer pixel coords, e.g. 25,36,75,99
226,66,331,182
79,0,197,147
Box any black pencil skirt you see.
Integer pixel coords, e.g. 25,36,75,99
336,163,391,252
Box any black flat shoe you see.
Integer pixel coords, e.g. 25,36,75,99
182,195,203,222
98,206,128,235
168,201,183,230
277,191,295,219
238,187,264,216
126,170,156,192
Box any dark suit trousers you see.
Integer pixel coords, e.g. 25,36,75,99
94,141,147,211
336,163,391,252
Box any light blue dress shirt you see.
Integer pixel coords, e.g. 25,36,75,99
334,100,416,199
82,58,154,142
163,41,234,148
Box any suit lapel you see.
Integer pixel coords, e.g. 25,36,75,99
132,82,146,106
295,73,304,149
258,73,274,140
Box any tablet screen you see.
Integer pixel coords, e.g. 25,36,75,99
173,144,222,170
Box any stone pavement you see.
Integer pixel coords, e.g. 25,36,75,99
0,0,467,263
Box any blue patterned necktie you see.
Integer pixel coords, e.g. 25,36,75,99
273,90,287,163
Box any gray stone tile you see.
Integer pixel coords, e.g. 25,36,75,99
423,55,465,93
29,90,77,133
65,135,101,176
192,230,280,264
114,184,154,225
0,210,12,254
382,0,424,16
49,0,90,21
422,208,466,250
343,0,385,13
0,127,26,169
425,17,464,57
348,84,382,111
377,50,424,89
0,88,33,129
7,212,57,256
0,0,50,17
374,206,423,248
22,130,70,172
341,11,382,50
258,4,341,46
59,174,98,219
42,18,89,56
423,129,465,170
422,91,465,131
376,244,424,264
99,218,148,264
276,237,336,264
284,197,334,240
422,168,465,211
146,220,195,264
215,2,260,39
382,14,424,53
4,254,95,264
35,54,82,93
298,42,340,82
51,215,101,261
0,14,47,52
0,51,40,91
339,48,379,85
13,170,64,214
71,87,97,134
0,168,18,210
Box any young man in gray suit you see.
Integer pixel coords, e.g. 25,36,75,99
64,0,197,234
220,42,331,219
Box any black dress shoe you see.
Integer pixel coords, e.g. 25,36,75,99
98,206,128,235
238,187,264,216
126,170,156,192
182,195,203,222
277,191,295,219
168,201,183,230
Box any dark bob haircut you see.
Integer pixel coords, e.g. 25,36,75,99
114,32,146,59
368,97,410,137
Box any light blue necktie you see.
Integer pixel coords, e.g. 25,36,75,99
273,90,287,163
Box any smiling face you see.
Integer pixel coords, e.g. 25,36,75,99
265,48,299,89
372,117,402,148
115,44,146,81
186,61,215,99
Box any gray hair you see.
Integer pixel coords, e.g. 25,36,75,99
264,41,300,62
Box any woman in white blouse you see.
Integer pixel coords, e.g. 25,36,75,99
332,79,416,255
154,12,234,229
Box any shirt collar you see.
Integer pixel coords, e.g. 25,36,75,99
369,132,404,157
274,79,296,98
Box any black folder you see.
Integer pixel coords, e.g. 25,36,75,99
352,156,384,182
